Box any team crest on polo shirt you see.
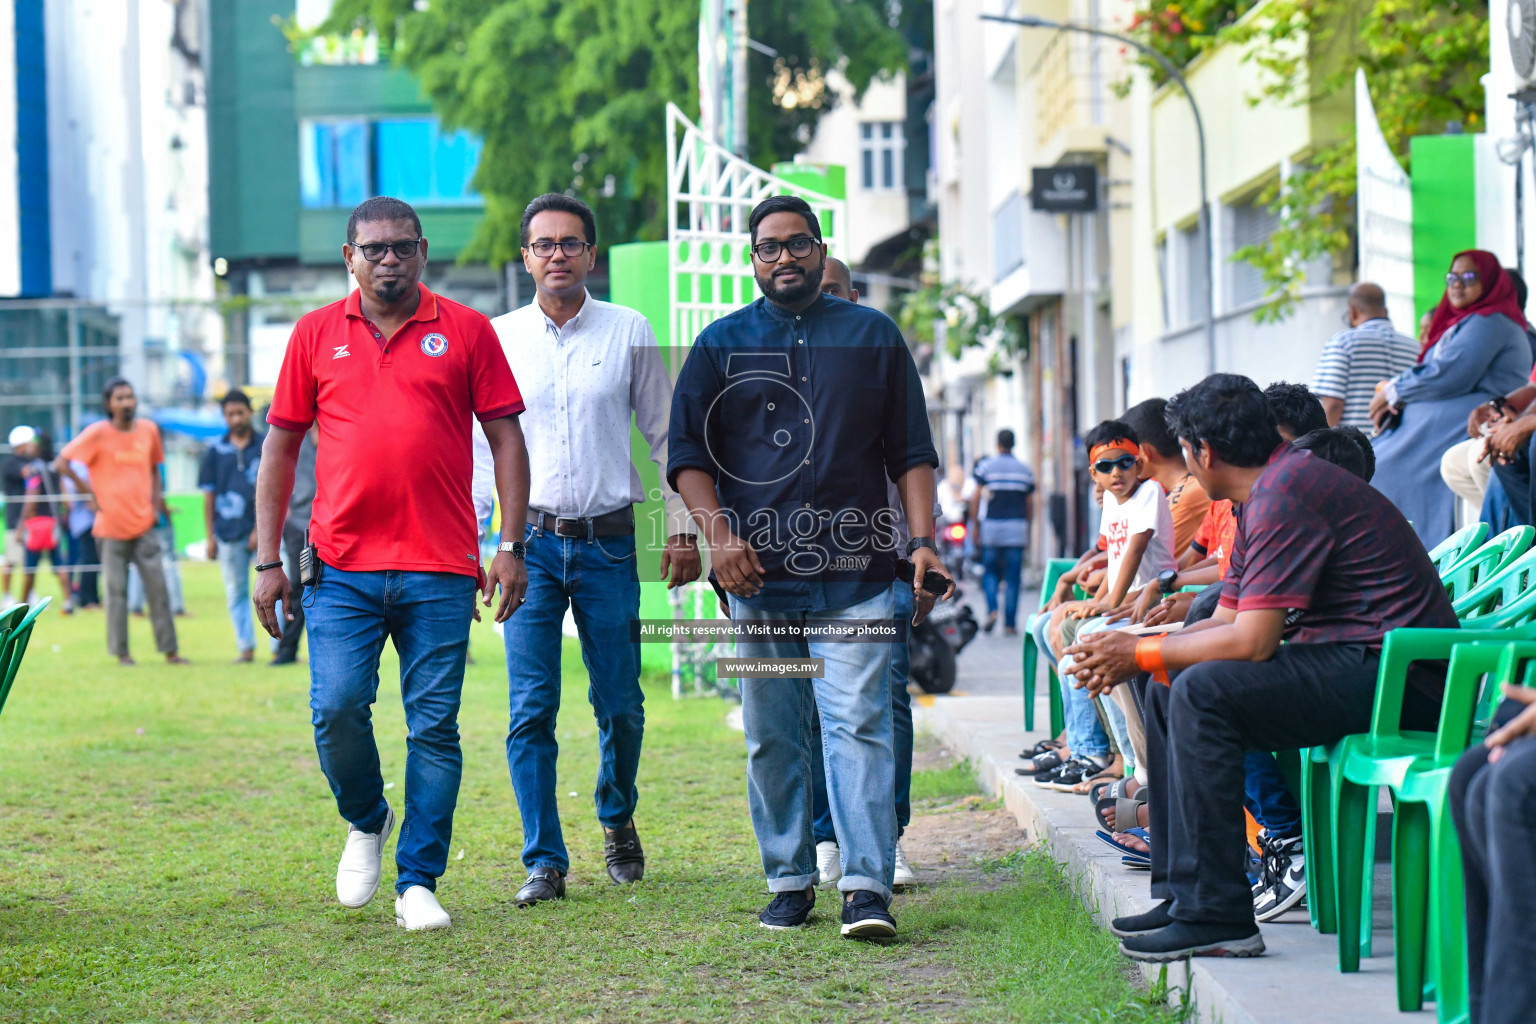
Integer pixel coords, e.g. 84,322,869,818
420,333,449,358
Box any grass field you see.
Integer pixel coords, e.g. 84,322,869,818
0,566,1179,1023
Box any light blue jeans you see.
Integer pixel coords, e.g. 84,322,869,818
734,588,897,902
1045,614,1114,759
216,539,255,654
306,565,477,894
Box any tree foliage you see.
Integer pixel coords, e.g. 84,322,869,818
1127,0,1488,318
319,0,910,264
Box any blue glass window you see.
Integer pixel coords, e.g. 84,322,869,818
375,119,483,206
300,120,370,208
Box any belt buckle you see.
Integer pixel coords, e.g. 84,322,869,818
554,516,583,538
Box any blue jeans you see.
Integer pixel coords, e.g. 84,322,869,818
1243,750,1301,838
981,545,1025,627
735,588,897,901
306,565,477,894
502,524,643,874
811,584,914,843
216,539,255,654
1055,615,1113,758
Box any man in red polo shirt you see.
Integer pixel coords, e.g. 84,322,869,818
253,196,531,932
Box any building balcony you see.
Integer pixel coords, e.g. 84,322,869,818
988,189,1067,316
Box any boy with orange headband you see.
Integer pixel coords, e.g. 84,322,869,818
1031,420,1176,792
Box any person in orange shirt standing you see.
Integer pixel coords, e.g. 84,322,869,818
56,378,186,666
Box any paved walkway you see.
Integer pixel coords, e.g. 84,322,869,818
915,661,1427,1023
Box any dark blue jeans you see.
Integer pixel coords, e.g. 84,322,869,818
502,524,643,874
811,584,914,843
306,565,477,894
981,545,1024,628
1243,751,1301,838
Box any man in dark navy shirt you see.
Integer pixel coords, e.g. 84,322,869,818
669,195,947,939
1064,373,1457,962
199,389,263,662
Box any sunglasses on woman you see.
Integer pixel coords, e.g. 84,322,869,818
1093,455,1137,474
1446,270,1480,286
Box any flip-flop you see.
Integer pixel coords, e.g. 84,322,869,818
1015,749,1064,776
1122,857,1151,871
1095,791,1148,832
1094,827,1151,861
1020,739,1063,760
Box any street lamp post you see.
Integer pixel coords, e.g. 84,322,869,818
982,12,1216,375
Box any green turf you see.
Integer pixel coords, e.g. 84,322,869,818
0,566,1180,1023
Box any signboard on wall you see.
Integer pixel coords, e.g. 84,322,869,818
1030,165,1098,213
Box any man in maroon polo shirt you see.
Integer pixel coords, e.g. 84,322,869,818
253,196,531,932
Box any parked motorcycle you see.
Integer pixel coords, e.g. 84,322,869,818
908,583,978,694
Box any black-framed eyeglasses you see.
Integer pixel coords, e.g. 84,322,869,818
1446,270,1480,287
751,235,819,262
1093,455,1137,474
527,239,592,259
355,239,422,261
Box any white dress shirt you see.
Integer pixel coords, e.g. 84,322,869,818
477,291,693,537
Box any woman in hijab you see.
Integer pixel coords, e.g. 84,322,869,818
1370,250,1533,547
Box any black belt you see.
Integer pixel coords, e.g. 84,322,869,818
527,506,634,538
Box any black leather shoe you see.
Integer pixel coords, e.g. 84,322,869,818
604,821,645,884
515,867,566,908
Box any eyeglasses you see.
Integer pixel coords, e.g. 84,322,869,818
1093,455,1137,474
751,235,819,262
527,239,592,259
1446,270,1481,287
355,239,422,262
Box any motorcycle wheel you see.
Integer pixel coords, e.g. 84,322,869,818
915,637,957,694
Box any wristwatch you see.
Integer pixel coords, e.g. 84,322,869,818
498,540,527,559
1158,569,1179,595
905,536,936,556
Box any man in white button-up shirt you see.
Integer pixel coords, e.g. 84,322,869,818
489,193,700,908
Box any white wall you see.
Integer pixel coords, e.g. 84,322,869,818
800,70,910,265
0,1,20,296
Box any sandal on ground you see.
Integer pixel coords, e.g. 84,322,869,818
1072,765,1122,794
1095,827,1151,861
1020,738,1064,760
1122,856,1151,871
1015,749,1064,776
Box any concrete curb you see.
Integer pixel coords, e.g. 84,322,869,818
914,693,1425,1024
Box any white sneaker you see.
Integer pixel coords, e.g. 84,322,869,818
0,594,16,612
816,840,842,888
892,840,915,888
394,884,451,931
335,805,394,908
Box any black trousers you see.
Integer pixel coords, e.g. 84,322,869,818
275,523,306,663
1449,703,1536,1024
1491,434,1536,527
1142,643,1438,923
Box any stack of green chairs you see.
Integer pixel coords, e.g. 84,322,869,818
1022,557,1078,735
0,597,51,723
1426,523,1489,577
1329,641,1536,1022
1440,527,1533,604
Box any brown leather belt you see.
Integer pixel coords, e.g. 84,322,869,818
527,506,634,538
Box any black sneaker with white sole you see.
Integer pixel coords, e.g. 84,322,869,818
840,890,897,939
759,887,815,930
1119,919,1266,962
1037,755,1111,792
1253,835,1306,922
1110,900,1174,938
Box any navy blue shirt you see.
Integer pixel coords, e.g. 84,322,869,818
198,431,263,543
668,294,938,612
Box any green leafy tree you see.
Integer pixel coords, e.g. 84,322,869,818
319,0,910,264
1127,0,1487,318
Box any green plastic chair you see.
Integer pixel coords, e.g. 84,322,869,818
1427,522,1489,576
1023,557,1077,736
1441,527,1535,605
0,598,49,721
1301,585,1536,943
1331,639,1529,1020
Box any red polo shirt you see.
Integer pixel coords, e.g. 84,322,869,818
268,283,524,578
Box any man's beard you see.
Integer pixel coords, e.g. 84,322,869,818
755,260,824,307
373,277,409,304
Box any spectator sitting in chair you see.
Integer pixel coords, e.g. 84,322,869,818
1063,373,1456,962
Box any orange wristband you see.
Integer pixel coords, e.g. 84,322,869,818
1135,634,1171,685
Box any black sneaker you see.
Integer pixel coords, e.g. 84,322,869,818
1110,900,1174,938
840,890,897,939
1119,920,1265,962
759,887,815,930
1253,835,1306,922
1037,755,1111,791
